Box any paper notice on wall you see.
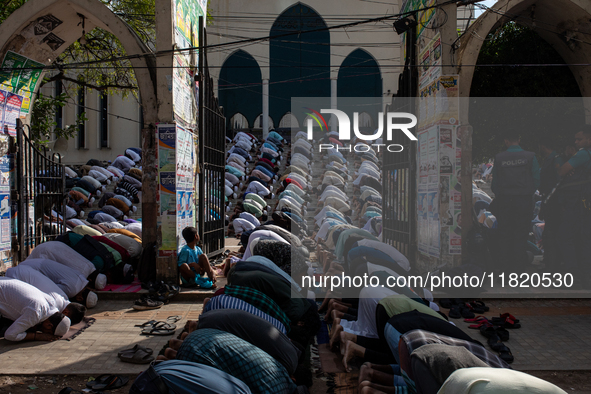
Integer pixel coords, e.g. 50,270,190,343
419,33,442,90
439,126,454,174
449,209,462,254
0,51,44,116
3,93,23,136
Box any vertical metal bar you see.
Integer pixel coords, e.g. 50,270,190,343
198,15,205,245
16,120,24,262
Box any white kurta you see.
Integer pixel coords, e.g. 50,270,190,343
0,277,59,341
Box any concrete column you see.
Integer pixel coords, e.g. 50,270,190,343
330,78,337,131
262,79,269,138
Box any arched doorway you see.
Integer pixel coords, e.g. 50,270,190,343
278,112,300,130
254,114,274,130
218,50,262,131
270,3,330,124
229,113,249,131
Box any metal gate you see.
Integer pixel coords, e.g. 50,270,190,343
382,26,418,262
15,119,67,261
198,18,226,257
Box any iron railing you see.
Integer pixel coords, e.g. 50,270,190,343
15,119,67,261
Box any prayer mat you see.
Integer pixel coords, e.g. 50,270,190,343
61,317,96,341
102,279,142,292
316,319,348,373
332,372,359,394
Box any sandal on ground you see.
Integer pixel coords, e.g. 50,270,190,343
488,335,514,363
133,297,163,311
86,374,112,389
166,315,182,323
460,305,475,319
464,316,489,323
471,300,489,312
439,298,453,308
141,322,177,336
118,344,153,357
491,313,520,324
448,305,461,319
92,375,129,390
118,347,154,364
480,325,509,341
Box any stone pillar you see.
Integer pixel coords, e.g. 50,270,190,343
262,79,269,138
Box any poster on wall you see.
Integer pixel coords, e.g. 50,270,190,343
0,138,11,253
418,33,442,90
0,51,44,117
3,93,23,136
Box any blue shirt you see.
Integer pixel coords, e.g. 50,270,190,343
177,244,203,267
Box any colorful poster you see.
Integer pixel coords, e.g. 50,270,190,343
172,54,196,128
0,51,44,115
3,93,23,136
419,33,442,90
440,175,453,226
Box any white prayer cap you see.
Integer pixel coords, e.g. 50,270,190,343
107,180,111,185
95,274,107,290
54,316,71,337
89,197,95,205
132,206,137,213
86,291,98,308
123,264,133,277
96,190,102,197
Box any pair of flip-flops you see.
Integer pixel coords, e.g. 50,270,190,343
486,333,514,364
135,316,180,336
491,313,521,329
118,344,154,364
85,374,129,391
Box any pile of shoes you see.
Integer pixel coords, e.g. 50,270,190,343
439,298,489,319
465,313,520,364
133,282,180,310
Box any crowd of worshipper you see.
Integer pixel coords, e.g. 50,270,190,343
0,148,146,343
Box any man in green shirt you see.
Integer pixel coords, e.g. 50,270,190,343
558,126,591,287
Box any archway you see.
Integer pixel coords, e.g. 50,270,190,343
270,3,330,124
278,112,300,129
218,50,262,131
229,113,249,131
254,114,274,130
456,0,591,123
0,0,158,246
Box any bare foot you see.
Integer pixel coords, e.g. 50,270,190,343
163,348,177,360
329,323,343,349
339,331,357,356
156,355,169,361
184,320,198,333
359,362,373,385
342,340,358,372
169,338,184,350
180,331,189,340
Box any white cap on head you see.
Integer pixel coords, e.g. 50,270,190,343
86,291,98,308
79,211,85,218
54,316,71,337
234,186,238,192
132,206,137,213
123,264,133,277
123,215,128,220
95,274,107,290
96,190,101,197
429,301,440,312
101,186,106,192
270,185,274,192
232,193,237,199
271,193,275,199
107,180,111,185
89,197,95,205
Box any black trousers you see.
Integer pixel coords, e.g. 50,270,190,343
492,195,533,273
355,304,396,364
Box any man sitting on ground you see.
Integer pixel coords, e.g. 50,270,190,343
178,227,217,289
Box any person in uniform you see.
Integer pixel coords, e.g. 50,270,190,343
558,126,591,288
538,138,564,269
491,134,539,273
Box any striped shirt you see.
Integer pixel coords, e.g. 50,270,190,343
204,294,287,334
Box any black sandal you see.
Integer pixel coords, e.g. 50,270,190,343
487,334,514,364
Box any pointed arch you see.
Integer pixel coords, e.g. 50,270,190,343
269,3,330,124
219,49,262,130
338,48,382,98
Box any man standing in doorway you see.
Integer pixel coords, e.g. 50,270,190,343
538,138,564,270
558,126,591,288
491,134,539,273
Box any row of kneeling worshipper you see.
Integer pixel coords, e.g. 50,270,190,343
0,225,142,343
226,129,312,239
128,131,324,393
305,132,566,394
59,147,142,223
